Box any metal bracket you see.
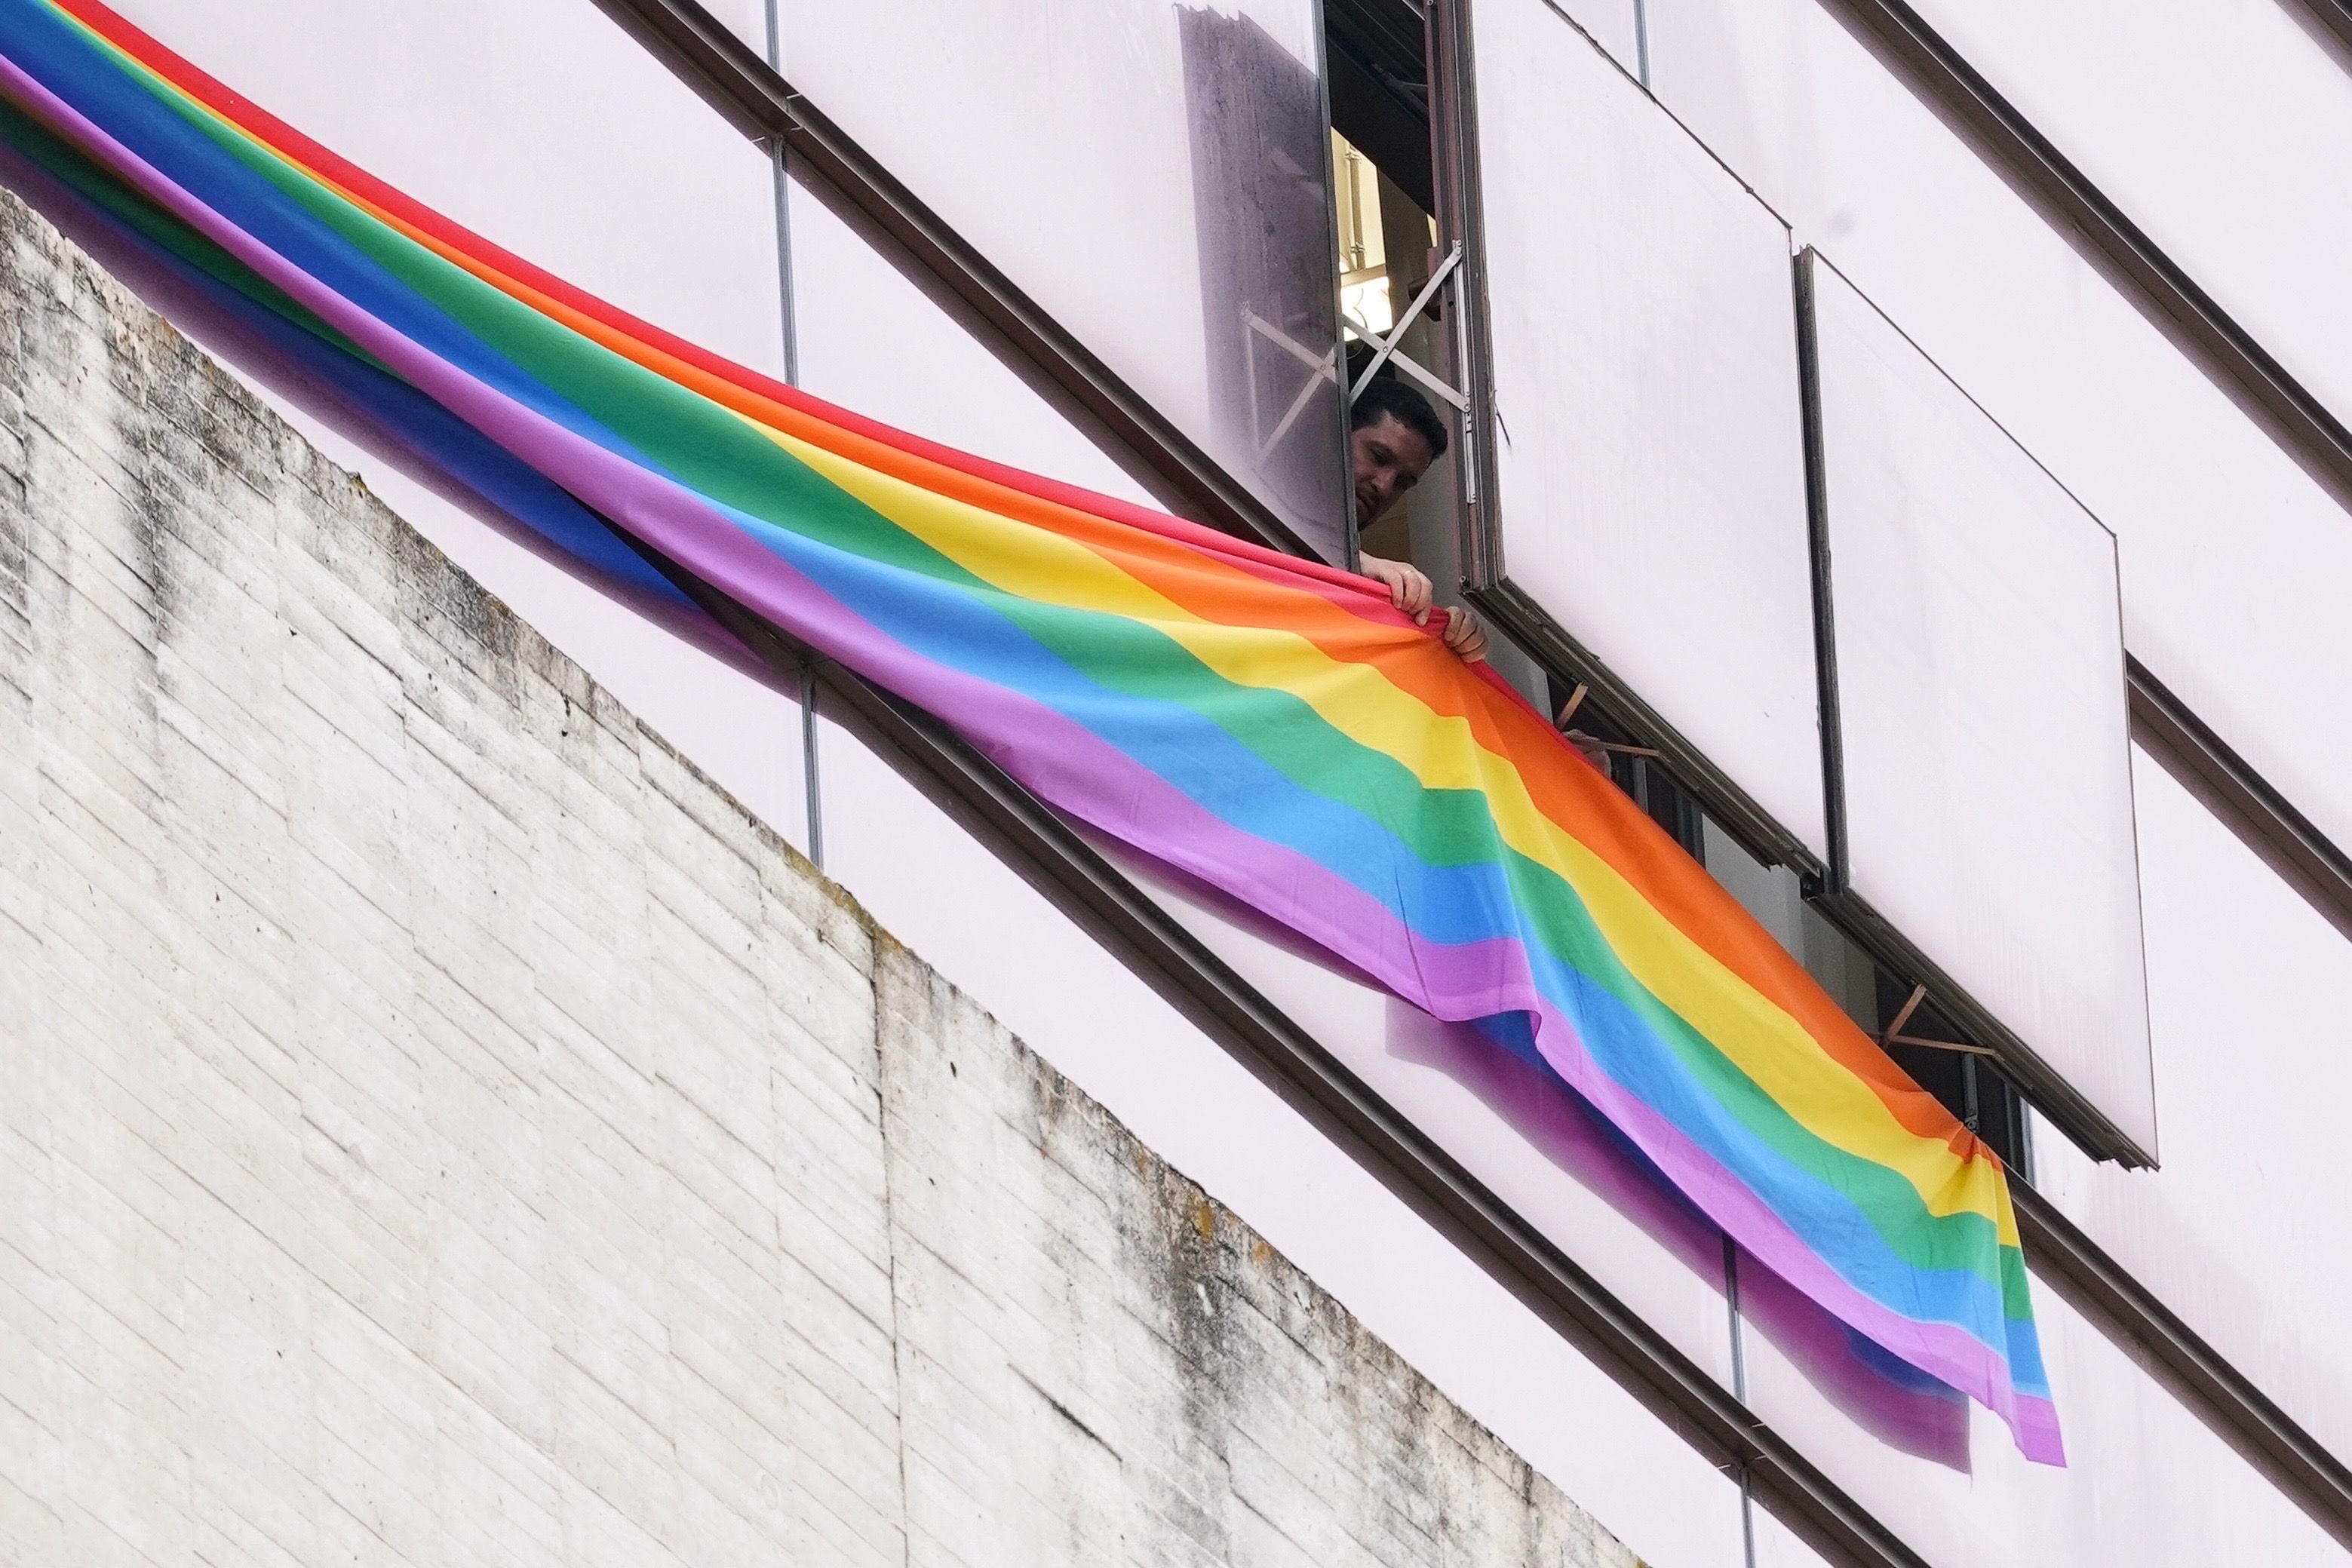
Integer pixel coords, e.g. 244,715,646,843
1346,243,1468,411
1241,308,1341,460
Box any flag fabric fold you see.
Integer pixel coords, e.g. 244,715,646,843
0,0,2059,1461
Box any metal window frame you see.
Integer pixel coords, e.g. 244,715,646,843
579,1,2352,1558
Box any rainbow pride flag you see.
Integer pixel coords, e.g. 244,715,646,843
0,0,2059,1460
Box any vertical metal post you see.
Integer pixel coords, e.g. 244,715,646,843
1723,1234,1749,1401
764,0,818,863
763,0,800,385
1725,1234,1758,1568
1632,0,1652,88
801,659,824,869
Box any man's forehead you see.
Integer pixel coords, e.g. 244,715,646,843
1359,411,1434,469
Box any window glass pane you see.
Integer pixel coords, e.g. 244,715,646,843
1811,259,2153,1161
1469,0,1826,864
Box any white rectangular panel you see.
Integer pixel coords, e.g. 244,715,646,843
1471,0,1826,861
775,0,1350,560
2030,750,2352,1463
1812,259,2153,1158
1642,0,2352,901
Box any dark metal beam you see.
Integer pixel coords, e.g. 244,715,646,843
1816,0,2352,513
2281,0,2352,69
585,0,1310,559
2126,657,2352,944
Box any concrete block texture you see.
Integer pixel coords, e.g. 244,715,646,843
0,186,1640,1568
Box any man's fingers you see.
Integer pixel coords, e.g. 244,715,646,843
1399,569,1433,618
1443,609,1489,662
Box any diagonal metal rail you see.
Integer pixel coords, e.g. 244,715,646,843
2286,0,2352,66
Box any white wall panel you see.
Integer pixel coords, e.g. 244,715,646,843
106,0,788,379
1641,0,2352,876
1741,1256,2350,1567
1471,0,1826,862
2031,750,2352,1464
1467,0,1816,860
705,0,771,57
1909,0,2352,440
775,0,1350,560
1812,259,2152,1158
1749,1496,1838,1568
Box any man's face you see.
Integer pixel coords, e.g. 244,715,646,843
1349,412,1435,524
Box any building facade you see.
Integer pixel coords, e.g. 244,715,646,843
17,2,2352,1565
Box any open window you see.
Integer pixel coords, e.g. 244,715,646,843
1325,0,1561,706
1319,0,2044,1171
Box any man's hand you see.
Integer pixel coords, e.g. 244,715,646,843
1561,729,1614,774
1360,553,1488,662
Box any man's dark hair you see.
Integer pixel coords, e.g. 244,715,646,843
1349,373,1450,460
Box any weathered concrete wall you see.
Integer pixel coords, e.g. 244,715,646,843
0,188,1637,1568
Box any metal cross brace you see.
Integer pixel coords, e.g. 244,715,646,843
1346,243,1467,412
